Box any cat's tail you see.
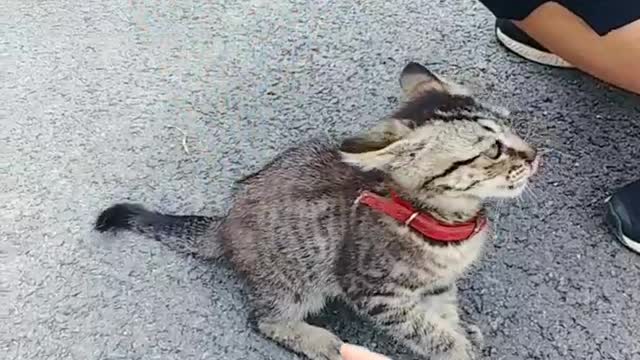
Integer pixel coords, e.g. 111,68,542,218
94,203,224,260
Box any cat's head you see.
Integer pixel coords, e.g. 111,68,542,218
341,62,539,201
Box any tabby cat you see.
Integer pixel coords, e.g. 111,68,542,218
95,62,539,360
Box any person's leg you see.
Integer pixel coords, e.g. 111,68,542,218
481,1,640,95
513,2,640,95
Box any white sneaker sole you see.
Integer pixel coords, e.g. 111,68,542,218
621,234,640,254
496,26,574,68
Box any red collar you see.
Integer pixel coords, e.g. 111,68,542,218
355,190,487,242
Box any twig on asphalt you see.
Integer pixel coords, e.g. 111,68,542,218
165,125,191,155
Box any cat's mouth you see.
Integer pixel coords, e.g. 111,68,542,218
507,155,541,190
506,182,525,191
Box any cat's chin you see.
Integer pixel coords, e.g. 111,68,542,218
478,180,528,200
490,181,529,198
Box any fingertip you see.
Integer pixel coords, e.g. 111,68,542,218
340,343,391,360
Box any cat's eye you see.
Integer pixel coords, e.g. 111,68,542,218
483,141,503,159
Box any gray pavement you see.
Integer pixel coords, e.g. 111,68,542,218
2,0,640,359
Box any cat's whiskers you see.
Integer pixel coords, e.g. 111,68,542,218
516,121,567,172
503,202,515,246
524,184,539,203
538,146,576,159
494,203,503,245
514,189,526,208
524,120,534,142
491,198,515,247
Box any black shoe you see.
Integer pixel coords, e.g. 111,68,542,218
495,19,574,68
606,179,640,254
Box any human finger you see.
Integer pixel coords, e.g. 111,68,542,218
339,343,392,360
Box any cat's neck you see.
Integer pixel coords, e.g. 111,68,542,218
411,193,483,224
378,181,484,224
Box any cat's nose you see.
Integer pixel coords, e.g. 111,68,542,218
523,147,537,164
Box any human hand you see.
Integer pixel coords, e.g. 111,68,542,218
340,344,392,360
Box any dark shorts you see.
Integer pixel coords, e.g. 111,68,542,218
479,0,640,36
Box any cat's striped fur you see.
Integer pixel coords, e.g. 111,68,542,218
95,62,538,360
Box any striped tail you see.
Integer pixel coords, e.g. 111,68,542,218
94,203,223,260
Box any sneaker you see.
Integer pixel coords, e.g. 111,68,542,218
495,18,574,68
606,179,640,254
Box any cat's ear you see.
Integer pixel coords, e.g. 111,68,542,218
400,62,446,96
340,118,414,154
399,62,470,97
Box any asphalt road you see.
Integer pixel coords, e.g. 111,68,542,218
2,0,640,359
